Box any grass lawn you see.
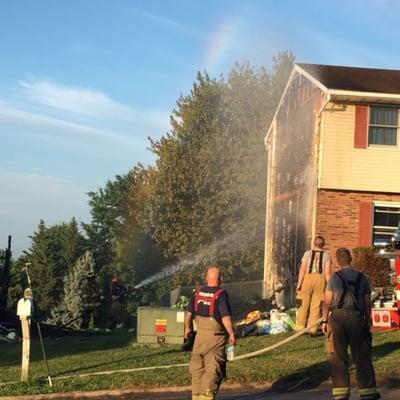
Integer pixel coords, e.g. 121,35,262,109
0,329,399,397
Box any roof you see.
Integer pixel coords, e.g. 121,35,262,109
297,63,400,94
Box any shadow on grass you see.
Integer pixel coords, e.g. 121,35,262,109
0,332,142,368
372,341,399,362
252,339,399,396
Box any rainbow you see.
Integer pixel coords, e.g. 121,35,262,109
204,17,243,72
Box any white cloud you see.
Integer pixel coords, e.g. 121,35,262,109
0,77,171,163
0,101,140,147
20,79,122,116
19,79,170,130
0,171,90,255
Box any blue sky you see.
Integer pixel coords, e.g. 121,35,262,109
1,0,400,254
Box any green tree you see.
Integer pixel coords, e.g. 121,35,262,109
48,251,95,328
145,54,294,284
84,165,168,289
24,219,86,319
147,72,227,261
83,172,134,272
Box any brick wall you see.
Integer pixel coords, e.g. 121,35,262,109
316,189,400,269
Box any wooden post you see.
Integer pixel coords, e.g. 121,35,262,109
17,291,33,382
20,316,31,382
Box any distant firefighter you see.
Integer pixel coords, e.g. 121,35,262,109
80,271,103,330
109,276,129,329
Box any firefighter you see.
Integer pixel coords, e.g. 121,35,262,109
109,276,129,329
322,248,380,400
80,271,103,330
296,235,332,335
184,266,235,400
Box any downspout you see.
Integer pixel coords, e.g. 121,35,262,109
310,93,331,242
263,120,276,299
263,141,271,299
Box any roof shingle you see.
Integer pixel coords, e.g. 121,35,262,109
297,63,400,94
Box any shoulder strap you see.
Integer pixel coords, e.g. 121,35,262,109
309,250,324,274
194,287,201,313
209,288,225,316
318,251,324,274
354,273,363,305
309,250,316,273
336,271,362,312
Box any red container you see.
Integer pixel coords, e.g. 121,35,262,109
372,308,400,328
396,258,400,276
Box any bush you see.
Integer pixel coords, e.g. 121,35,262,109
352,247,390,288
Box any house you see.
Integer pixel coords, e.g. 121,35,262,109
263,63,400,303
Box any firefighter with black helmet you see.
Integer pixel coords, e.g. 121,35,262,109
184,266,235,400
80,271,103,330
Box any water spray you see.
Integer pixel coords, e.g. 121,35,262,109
134,263,186,289
134,230,254,289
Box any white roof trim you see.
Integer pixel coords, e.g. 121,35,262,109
265,64,327,142
295,65,329,92
328,89,400,101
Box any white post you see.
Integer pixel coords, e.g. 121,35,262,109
17,290,33,382
20,316,30,382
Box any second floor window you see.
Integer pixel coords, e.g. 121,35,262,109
369,106,398,146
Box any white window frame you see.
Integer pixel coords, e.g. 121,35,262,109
368,105,400,148
372,201,400,244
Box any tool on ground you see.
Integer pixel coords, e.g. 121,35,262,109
37,322,52,386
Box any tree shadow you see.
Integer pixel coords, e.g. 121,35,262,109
251,339,399,396
0,330,184,372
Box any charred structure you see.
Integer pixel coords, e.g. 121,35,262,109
264,63,400,305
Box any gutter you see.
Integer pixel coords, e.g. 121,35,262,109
328,89,400,103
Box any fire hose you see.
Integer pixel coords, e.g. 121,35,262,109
49,318,323,382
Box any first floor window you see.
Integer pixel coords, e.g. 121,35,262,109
373,204,400,245
369,106,398,146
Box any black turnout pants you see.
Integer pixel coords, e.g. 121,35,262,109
328,309,377,398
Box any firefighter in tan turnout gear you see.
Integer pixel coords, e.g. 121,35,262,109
296,236,332,334
184,266,235,400
322,248,379,400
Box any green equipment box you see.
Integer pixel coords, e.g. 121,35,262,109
137,306,185,344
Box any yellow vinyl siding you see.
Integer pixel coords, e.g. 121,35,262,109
320,104,400,193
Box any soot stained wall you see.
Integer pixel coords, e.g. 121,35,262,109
267,72,322,299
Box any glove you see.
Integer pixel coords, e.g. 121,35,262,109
181,331,196,352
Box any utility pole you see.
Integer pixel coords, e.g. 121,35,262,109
1,235,11,307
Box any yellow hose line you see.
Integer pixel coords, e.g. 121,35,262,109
232,318,322,361
52,318,322,381
52,363,190,381
0,318,322,385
